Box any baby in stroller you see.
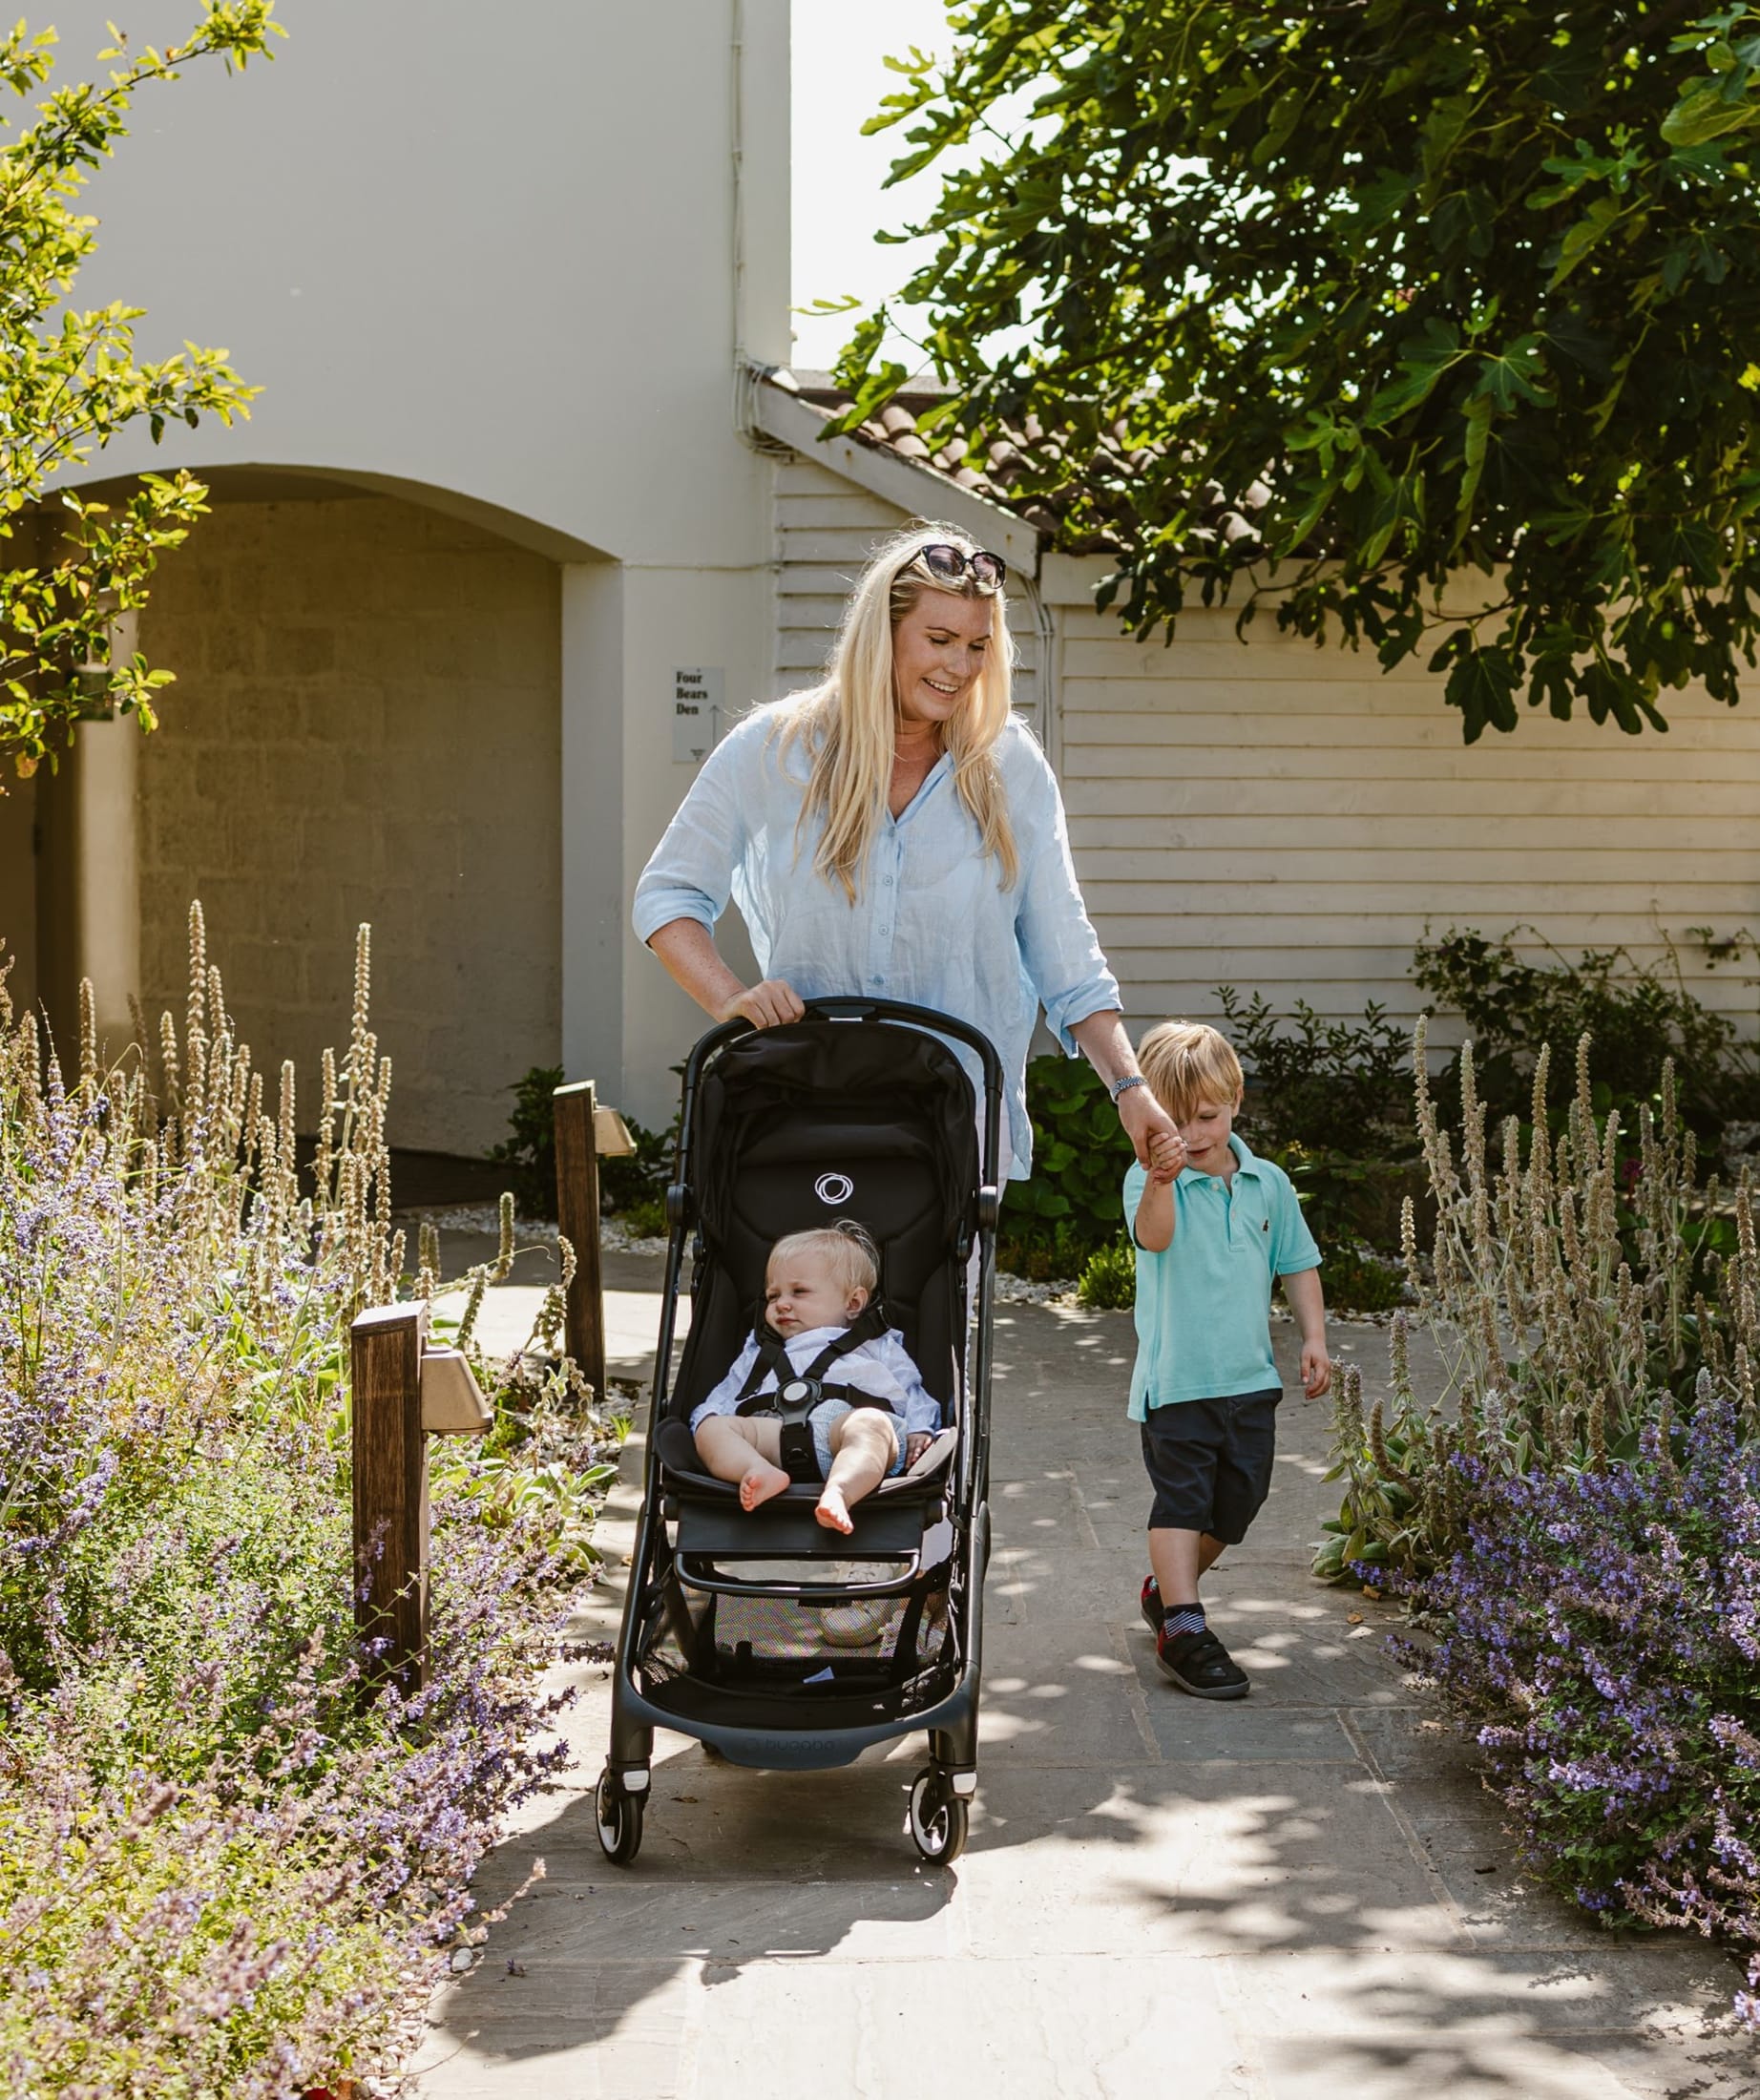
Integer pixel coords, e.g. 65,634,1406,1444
692,1221,942,1532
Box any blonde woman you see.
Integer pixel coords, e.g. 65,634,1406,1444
633,522,1177,1180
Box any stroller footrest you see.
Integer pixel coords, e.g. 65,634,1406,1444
674,1496,923,1560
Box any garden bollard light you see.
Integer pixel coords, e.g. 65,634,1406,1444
553,1079,635,1404
350,1305,492,1700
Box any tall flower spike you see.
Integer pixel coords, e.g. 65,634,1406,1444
494,1190,515,1282
75,976,96,1092
348,923,372,1098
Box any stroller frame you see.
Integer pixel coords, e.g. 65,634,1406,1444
597,998,1004,1866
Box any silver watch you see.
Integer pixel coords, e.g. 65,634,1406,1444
1109,1073,1147,1105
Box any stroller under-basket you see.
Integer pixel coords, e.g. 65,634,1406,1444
595,998,1001,1866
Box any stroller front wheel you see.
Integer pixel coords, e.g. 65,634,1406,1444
596,1767,645,1866
907,1766,969,1865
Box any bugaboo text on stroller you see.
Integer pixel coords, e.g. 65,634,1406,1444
595,997,1003,1866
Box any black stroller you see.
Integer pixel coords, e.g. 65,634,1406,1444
595,998,1002,1867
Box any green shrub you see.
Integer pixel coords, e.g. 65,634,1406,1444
1078,1236,1137,1310
1001,1057,1134,1258
1217,986,1420,1249
489,1066,676,1221
487,1063,564,1217
1318,1240,1407,1315
1413,925,1760,1161
618,1196,668,1240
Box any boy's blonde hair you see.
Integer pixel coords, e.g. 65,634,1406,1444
767,1221,879,1305
1139,1021,1245,1124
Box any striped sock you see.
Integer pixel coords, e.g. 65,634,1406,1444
1163,1603,1205,1640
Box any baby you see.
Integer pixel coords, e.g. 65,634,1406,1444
691,1222,941,1532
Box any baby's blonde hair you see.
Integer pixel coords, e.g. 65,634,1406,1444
1139,1021,1245,1124
767,1220,879,1305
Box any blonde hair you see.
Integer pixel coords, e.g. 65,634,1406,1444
775,521,1020,902
1139,1021,1245,1124
767,1220,879,1305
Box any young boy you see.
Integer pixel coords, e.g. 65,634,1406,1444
1123,1021,1330,1699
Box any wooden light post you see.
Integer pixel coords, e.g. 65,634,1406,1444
350,1306,492,1698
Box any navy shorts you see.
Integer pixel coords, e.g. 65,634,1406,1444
1139,1389,1281,1544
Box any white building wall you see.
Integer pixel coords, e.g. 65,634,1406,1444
52,0,790,567
1045,560,1760,1043
33,0,792,1133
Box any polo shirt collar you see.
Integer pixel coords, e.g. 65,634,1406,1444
1184,1133,1264,1185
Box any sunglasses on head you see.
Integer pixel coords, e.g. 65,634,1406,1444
905,541,1008,594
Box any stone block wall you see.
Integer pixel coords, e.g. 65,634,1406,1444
136,493,561,1155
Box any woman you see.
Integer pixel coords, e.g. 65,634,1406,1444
633,522,1178,1182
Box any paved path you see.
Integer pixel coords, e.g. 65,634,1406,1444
409,1273,1754,2100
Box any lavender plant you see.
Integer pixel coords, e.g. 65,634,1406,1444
1316,1018,1760,1582
0,906,612,2094
1404,1387,1760,2031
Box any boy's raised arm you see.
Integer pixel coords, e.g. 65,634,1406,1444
1134,1173,1175,1252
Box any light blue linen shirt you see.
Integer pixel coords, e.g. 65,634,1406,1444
632,704,1121,1176
1123,1135,1322,1418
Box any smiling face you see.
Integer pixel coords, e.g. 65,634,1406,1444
890,587,995,733
765,1244,869,1337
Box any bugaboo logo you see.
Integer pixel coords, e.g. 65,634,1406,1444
814,1172,854,1205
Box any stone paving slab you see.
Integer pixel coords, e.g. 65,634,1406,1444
407,1272,1757,2100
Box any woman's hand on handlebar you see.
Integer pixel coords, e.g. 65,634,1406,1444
718,977,806,1030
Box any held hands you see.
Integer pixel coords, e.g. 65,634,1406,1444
719,977,806,1030
1301,1340,1332,1399
1117,1080,1181,1170
1146,1128,1187,1185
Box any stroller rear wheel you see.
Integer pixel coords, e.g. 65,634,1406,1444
596,1767,645,1866
907,1765,969,1865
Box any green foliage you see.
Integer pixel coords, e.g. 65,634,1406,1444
489,1063,679,1224
488,1065,675,1222
1217,985,1419,1246
1001,1054,1134,1257
0,7,283,776
599,1102,678,1216
1320,1242,1409,1316
487,1063,564,1217
1077,1234,1136,1310
841,2,1760,739
1414,924,1760,1155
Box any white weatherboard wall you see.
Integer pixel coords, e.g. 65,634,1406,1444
1045,558,1760,1042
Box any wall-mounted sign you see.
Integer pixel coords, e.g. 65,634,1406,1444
672,666,725,764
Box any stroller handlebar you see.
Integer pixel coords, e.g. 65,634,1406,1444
680,997,1007,1101
673,997,1009,1206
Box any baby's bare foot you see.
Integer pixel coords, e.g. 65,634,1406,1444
815,1485,854,1533
739,1460,791,1512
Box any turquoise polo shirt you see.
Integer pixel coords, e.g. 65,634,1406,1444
1123,1135,1321,1420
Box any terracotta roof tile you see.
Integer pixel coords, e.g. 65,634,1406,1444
774,368,1268,557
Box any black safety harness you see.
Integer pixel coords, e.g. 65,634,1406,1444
733,1303,894,1483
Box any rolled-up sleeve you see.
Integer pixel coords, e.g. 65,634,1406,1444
1012,743,1121,1055
631,723,754,946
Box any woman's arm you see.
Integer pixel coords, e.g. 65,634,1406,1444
1069,1009,1181,1166
634,719,806,1030
648,918,805,1030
